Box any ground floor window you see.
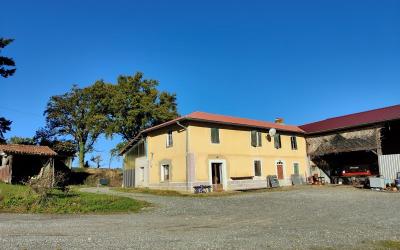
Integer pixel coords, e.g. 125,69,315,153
293,163,299,175
161,164,170,181
254,160,262,177
140,166,145,182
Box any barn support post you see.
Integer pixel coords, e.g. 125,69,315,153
51,157,55,188
376,128,382,156
376,128,383,176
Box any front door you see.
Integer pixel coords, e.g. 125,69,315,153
211,163,223,191
277,162,284,179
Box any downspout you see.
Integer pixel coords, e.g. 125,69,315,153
176,121,191,191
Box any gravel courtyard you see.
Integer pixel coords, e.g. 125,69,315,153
1,186,400,249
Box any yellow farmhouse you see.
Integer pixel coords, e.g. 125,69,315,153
120,112,309,192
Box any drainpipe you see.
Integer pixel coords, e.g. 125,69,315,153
176,121,191,191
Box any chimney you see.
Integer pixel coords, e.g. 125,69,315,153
275,118,284,124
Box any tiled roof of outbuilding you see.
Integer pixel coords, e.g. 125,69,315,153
0,144,57,156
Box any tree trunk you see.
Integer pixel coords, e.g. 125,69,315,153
79,142,85,168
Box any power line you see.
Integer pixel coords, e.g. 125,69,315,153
0,105,44,120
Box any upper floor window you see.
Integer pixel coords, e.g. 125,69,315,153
166,131,173,147
290,136,297,150
251,131,262,147
211,128,220,144
274,134,282,149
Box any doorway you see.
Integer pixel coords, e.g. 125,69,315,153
211,163,222,191
276,160,284,179
208,159,227,191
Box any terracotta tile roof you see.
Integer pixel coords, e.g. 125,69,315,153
300,104,400,134
0,144,57,156
142,111,304,134
186,112,304,133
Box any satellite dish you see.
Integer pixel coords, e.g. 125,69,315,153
268,128,276,137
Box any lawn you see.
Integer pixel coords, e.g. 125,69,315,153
0,182,149,214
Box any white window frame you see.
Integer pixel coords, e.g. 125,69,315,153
208,159,227,190
160,164,170,182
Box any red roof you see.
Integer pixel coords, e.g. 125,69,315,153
143,111,304,134
0,144,57,156
300,104,400,134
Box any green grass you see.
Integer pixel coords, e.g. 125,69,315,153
0,182,149,214
372,240,400,249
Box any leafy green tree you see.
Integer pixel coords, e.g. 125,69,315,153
0,117,12,143
34,127,76,156
109,72,178,141
8,136,36,145
44,82,112,168
0,38,16,78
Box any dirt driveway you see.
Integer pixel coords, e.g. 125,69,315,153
1,186,400,249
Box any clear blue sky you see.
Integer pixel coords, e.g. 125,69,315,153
1,0,399,168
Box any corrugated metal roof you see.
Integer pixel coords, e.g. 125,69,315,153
0,144,57,156
300,104,400,134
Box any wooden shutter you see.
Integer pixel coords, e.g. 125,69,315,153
274,134,281,149
251,131,257,147
257,132,262,146
254,160,261,176
291,136,297,150
211,128,220,143
293,163,299,175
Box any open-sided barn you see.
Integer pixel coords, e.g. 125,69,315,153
300,104,400,183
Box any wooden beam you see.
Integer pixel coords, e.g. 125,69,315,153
376,128,383,155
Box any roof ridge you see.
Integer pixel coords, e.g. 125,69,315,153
187,111,300,128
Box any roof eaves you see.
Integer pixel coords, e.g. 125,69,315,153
303,118,398,135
